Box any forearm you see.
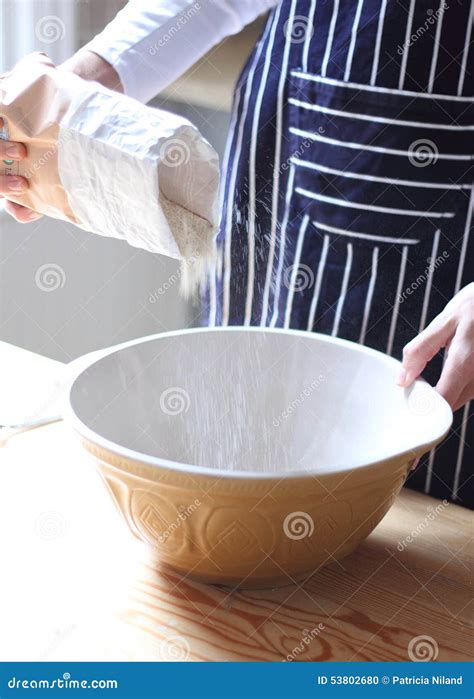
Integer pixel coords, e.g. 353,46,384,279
76,0,278,103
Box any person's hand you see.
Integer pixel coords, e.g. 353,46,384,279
1,51,121,225
398,283,474,412
0,120,42,223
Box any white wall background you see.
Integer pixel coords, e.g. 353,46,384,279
0,0,231,361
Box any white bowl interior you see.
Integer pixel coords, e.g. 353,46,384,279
68,328,452,475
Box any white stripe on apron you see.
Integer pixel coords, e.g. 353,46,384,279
452,403,469,500
321,0,340,77
246,9,282,326
261,0,294,327
445,188,473,496
424,448,437,493
370,0,387,86
386,245,409,354
418,228,441,333
292,157,470,189
359,246,380,344
307,233,330,331
458,0,474,96
398,0,416,90
221,34,266,325
332,243,353,336
289,96,474,129
292,70,474,101
455,189,473,294
314,220,420,245
428,0,446,93
270,163,296,327
296,187,454,218
344,0,364,81
284,214,310,328
289,126,473,160
302,0,318,73
209,85,243,327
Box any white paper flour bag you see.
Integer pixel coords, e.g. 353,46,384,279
0,53,220,291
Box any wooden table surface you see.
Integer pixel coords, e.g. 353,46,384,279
0,342,472,662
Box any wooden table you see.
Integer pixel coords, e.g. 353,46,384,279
0,342,472,662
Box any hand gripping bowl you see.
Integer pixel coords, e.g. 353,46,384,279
67,328,452,589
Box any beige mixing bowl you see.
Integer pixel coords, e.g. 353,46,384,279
67,328,452,589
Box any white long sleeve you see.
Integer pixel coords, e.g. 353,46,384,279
83,0,278,103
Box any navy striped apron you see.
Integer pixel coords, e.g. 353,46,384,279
205,0,474,508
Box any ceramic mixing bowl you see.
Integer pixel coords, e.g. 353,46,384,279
67,328,452,588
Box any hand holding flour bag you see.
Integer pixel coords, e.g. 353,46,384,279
0,52,220,292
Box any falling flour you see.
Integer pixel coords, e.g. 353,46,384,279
122,331,331,474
